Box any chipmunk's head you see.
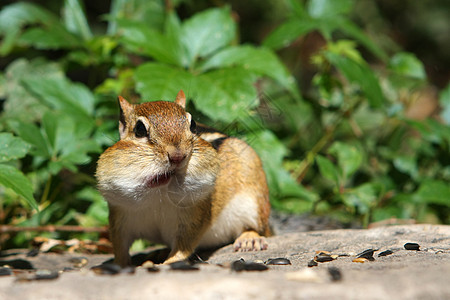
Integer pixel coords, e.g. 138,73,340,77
117,90,197,172
96,90,218,207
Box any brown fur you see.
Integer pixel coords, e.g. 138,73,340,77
209,137,271,236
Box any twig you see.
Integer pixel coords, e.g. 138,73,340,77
0,225,108,233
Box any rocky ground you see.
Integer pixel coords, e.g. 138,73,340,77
1,224,449,300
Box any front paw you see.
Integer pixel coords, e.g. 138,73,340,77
233,230,268,252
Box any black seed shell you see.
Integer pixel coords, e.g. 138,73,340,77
231,260,268,272
26,248,40,257
404,243,420,251
170,260,199,271
357,249,376,261
328,266,342,281
378,250,394,257
265,258,291,265
34,269,59,280
0,267,12,276
315,255,334,262
91,263,122,275
308,260,318,267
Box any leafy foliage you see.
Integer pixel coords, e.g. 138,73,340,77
0,0,449,247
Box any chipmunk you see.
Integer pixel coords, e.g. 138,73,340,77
96,90,271,266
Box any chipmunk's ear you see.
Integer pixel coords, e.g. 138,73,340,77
118,96,133,139
175,90,186,108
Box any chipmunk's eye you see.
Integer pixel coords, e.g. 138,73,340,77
190,119,197,133
134,120,147,138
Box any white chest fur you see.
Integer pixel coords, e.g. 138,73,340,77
199,192,259,248
107,190,259,251
110,186,184,248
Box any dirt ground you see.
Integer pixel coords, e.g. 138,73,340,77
1,224,449,300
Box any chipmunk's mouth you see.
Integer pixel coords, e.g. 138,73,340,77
146,171,174,188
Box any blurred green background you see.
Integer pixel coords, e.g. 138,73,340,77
0,0,449,248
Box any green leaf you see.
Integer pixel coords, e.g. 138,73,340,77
248,130,318,204
63,0,93,40
307,0,355,18
0,2,61,55
328,142,363,179
78,187,109,225
200,45,300,99
415,180,450,206
249,130,288,166
0,27,20,56
286,0,307,17
0,2,59,33
48,160,67,174
0,164,37,210
1,58,63,124
428,119,450,145
61,139,100,165
8,121,50,158
248,130,287,190
41,111,79,157
22,76,96,134
336,18,388,61
134,62,194,101
341,183,376,214
0,73,5,98
107,0,165,35
181,7,236,65
193,67,258,122
389,52,426,80
137,63,258,122
407,119,450,146
327,40,363,63
438,84,450,125
23,77,95,115
55,116,78,156
316,155,340,184
0,133,30,162
41,110,100,167
326,52,385,107
393,156,419,181
118,19,181,66
19,27,81,49
41,112,58,155
263,19,317,49
164,11,188,67
95,68,134,96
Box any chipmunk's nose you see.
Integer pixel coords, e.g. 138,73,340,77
168,150,186,165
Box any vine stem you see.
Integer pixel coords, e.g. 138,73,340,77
40,176,52,205
293,97,363,183
37,175,53,223
293,126,336,183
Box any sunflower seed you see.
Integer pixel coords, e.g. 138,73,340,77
91,263,122,275
328,266,342,281
315,254,334,263
169,260,199,271
378,250,394,257
231,260,268,272
357,249,376,261
265,258,291,265
69,257,88,268
0,267,12,276
352,257,368,263
307,260,318,267
404,243,420,251
35,269,59,280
